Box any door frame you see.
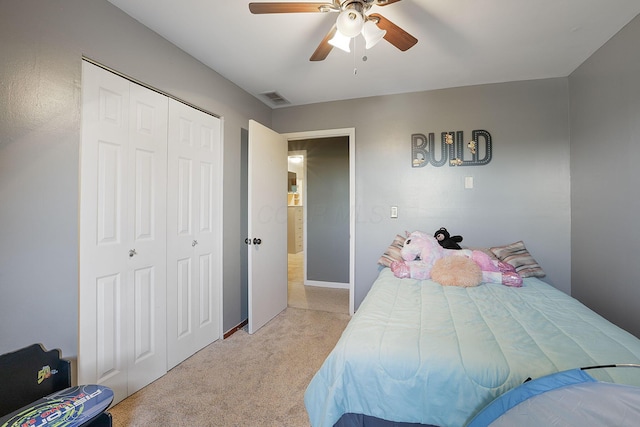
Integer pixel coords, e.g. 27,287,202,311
284,128,355,315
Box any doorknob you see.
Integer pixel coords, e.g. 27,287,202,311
129,249,137,258
253,238,262,245
192,240,198,247
245,238,252,245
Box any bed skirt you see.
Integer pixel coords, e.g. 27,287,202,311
335,413,437,427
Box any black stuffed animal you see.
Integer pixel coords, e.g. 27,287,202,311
434,227,463,250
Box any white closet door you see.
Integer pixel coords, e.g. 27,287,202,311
167,99,222,369
79,62,168,404
125,83,168,394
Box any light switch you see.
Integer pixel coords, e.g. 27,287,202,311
465,176,474,189
391,206,398,218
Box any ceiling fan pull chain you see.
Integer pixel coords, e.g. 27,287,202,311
353,37,358,75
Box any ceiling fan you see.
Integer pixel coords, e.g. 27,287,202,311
248,0,418,61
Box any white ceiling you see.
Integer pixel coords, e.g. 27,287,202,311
107,0,640,108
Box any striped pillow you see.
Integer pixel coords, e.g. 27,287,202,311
490,241,545,278
378,234,406,268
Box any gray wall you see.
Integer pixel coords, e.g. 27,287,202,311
289,138,350,284
569,14,640,337
240,128,249,321
0,0,270,357
273,79,571,308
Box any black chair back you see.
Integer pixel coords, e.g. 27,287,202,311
0,343,71,417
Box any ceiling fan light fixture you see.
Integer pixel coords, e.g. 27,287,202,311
328,29,352,52
362,20,386,49
336,9,364,38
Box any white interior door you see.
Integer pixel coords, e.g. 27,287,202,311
167,99,222,369
248,120,288,334
79,61,168,403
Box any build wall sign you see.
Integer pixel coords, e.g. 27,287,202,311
411,130,492,168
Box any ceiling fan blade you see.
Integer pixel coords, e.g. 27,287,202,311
369,13,417,51
310,25,336,61
249,2,334,14
375,0,403,6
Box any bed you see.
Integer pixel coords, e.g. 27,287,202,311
304,263,640,427
467,366,640,426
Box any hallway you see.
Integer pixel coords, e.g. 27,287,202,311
287,251,349,314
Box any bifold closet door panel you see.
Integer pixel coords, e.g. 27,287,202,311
166,99,222,370
125,83,168,396
79,61,168,404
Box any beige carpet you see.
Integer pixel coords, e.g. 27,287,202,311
108,253,350,426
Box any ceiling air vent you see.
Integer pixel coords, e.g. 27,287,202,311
261,91,290,106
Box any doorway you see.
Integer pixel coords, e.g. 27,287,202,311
285,129,355,315
241,126,356,331
286,150,349,314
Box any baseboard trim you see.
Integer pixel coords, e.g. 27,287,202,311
224,319,248,339
305,280,349,290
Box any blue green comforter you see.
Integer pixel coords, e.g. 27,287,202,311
304,268,640,427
